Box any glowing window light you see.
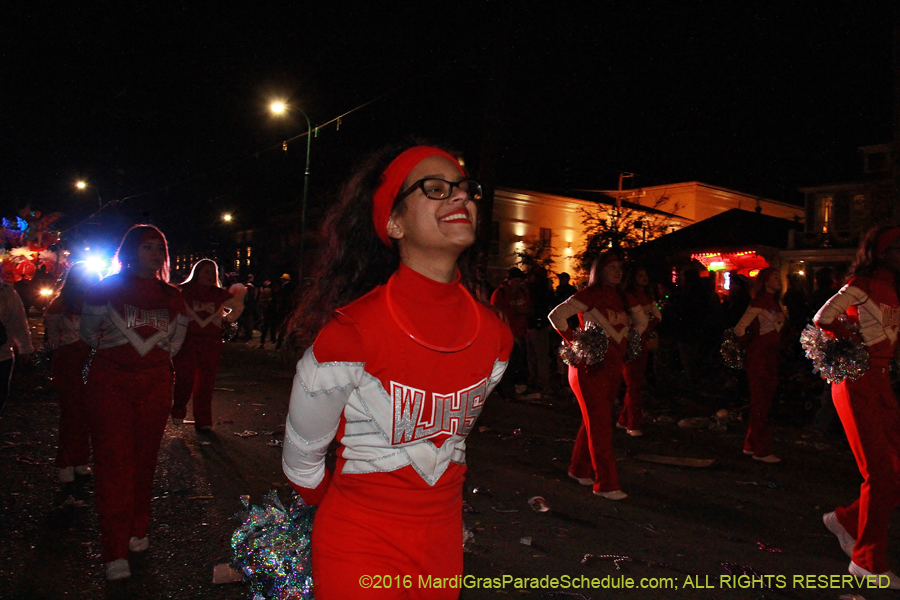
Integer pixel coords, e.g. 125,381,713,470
708,261,727,271
723,272,731,291
748,269,760,278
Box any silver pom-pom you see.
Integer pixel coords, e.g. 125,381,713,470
559,322,609,366
624,329,643,363
799,324,869,384
720,328,745,370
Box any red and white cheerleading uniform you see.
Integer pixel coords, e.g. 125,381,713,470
620,289,660,432
282,264,512,600
172,282,242,428
45,297,92,470
549,284,640,493
734,290,785,457
80,273,188,563
814,267,900,574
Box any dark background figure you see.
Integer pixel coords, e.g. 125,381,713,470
258,279,280,348
14,279,33,317
491,267,530,398
525,266,553,395
783,273,811,333
273,273,294,350
671,267,720,390
724,271,752,328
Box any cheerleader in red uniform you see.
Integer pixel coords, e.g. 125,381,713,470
281,143,512,600
45,262,101,482
171,259,243,432
549,253,646,500
618,265,662,436
733,267,784,463
815,226,900,588
81,225,188,581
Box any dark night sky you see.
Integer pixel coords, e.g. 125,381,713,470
1,2,896,248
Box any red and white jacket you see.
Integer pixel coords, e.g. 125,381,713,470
549,284,645,346
814,268,899,361
282,264,512,505
735,290,785,339
80,273,188,369
180,282,243,341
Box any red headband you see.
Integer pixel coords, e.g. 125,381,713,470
371,146,463,248
875,227,900,258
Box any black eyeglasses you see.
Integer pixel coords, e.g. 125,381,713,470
398,178,483,202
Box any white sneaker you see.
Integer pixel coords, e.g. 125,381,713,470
58,467,74,483
74,465,92,476
823,512,855,557
848,561,900,590
567,472,593,486
615,422,627,430
626,429,643,437
105,558,131,581
128,536,149,552
593,489,628,500
752,454,781,463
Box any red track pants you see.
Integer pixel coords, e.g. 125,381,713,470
172,336,223,429
619,350,648,431
53,343,91,468
85,358,173,562
832,362,900,574
743,338,778,457
569,348,624,493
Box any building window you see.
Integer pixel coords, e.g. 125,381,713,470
817,197,832,233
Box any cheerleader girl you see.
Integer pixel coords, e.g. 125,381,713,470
733,267,784,463
281,142,512,599
815,226,900,588
81,225,188,581
549,252,646,500
618,265,662,436
45,262,101,482
171,259,243,432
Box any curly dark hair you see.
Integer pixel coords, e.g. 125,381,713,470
286,140,477,350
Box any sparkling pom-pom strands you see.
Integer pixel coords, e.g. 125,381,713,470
799,324,869,384
559,323,609,367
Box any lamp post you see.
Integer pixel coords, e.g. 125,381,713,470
270,101,312,275
75,180,103,226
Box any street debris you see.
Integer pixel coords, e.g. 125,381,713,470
528,496,550,512
233,430,258,437
582,554,633,570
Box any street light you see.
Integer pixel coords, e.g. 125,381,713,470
270,100,312,276
75,180,103,224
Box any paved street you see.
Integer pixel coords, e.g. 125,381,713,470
2,332,899,599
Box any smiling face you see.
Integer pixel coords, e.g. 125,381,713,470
388,155,477,269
